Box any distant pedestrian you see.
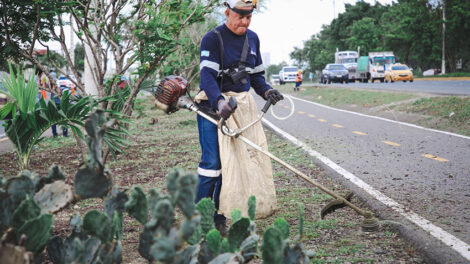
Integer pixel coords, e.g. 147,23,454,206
295,69,302,91
51,90,68,138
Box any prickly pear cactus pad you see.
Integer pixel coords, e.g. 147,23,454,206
11,196,40,230
82,210,113,243
34,180,73,214
17,214,53,254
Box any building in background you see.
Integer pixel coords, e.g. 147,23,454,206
262,52,271,67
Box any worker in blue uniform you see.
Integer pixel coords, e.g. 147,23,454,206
195,0,284,235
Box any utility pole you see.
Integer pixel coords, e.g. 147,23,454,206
441,0,446,74
333,0,336,19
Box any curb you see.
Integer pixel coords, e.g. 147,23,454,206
415,77,470,81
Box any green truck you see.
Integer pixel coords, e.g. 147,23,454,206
357,56,369,83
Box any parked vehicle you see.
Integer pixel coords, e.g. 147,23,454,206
357,56,370,83
368,51,395,83
335,50,359,82
385,63,414,83
278,66,299,85
270,74,280,85
356,52,396,83
57,75,76,89
320,64,349,84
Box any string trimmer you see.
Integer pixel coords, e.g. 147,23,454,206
154,76,379,231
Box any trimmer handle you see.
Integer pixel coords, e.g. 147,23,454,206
261,98,273,113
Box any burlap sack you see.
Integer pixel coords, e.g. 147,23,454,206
195,91,277,219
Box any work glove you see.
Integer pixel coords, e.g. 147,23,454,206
264,89,284,105
217,97,237,119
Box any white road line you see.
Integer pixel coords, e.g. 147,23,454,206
292,96,470,140
262,118,470,261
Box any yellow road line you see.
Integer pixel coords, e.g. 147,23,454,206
332,124,344,128
422,154,449,162
0,137,8,142
318,118,327,123
382,140,400,146
283,105,289,109
352,131,367,135
308,114,315,118
298,111,305,114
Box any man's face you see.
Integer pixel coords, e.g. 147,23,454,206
225,8,253,35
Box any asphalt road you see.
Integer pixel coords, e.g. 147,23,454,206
309,79,470,95
253,93,470,263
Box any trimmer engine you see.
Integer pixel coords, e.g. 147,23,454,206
154,75,190,114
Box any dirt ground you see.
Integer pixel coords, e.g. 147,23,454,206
0,96,427,263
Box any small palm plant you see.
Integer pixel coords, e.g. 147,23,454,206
0,63,96,170
1,63,129,170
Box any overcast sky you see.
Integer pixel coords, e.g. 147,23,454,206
249,0,394,65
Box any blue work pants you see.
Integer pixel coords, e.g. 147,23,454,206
195,114,226,224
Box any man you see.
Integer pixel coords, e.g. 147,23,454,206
195,0,283,234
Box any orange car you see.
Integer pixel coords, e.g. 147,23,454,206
385,63,414,83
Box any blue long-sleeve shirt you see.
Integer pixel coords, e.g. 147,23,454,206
199,24,271,110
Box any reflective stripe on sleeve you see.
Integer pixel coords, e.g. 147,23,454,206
200,60,220,72
198,167,222,177
251,64,265,74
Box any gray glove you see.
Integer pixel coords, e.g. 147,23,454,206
264,89,284,105
217,98,237,119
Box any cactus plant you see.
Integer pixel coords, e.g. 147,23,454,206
261,226,284,264
74,111,114,199
82,210,113,243
35,165,66,191
6,173,35,207
227,217,251,252
195,198,215,235
125,185,148,225
261,205,313,264
11,196,40,230
247,196,256,221
17,213,53,254
104,185,129,218
230,209,242,223
274,218,290,240
206,229,222,255
34,180,73,214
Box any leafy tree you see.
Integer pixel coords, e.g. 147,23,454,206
0,0,61,78
443,0,470,71
302,34,331,73
265,62,287,79
346,17,382,55
4,0,219,116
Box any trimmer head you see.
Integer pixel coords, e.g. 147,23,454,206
320,192,353,219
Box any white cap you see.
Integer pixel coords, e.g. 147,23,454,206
225,0,255,9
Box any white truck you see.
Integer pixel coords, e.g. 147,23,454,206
368,51,395,83
278,66,299,85
335,50,359,82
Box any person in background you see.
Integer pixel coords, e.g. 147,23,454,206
51,88,68,138
295,69,302,91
